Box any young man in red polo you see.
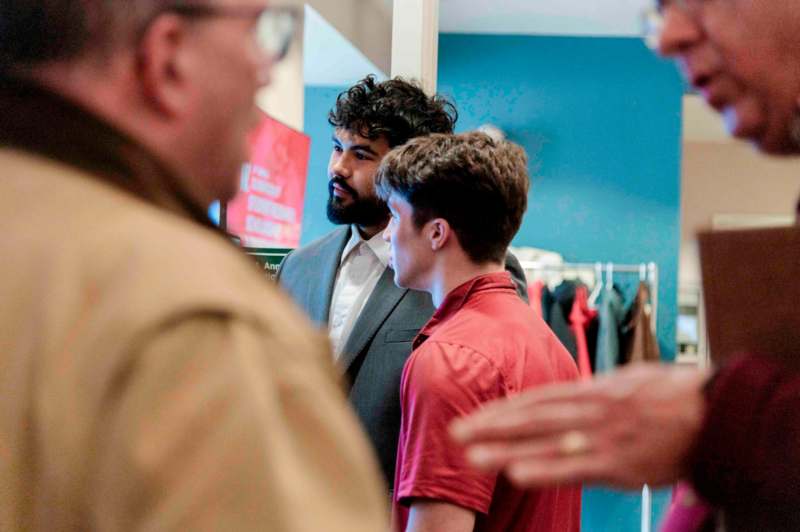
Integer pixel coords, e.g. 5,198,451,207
377,132,582,532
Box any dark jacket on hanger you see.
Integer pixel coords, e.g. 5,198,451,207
547,281,578,361
595,286,625,373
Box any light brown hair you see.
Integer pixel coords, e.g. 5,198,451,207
376,132,530,264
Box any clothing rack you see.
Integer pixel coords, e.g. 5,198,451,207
520,261,659,532
519,261,659,332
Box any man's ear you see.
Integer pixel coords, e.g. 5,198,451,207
428,218,452,251
136,14,193,117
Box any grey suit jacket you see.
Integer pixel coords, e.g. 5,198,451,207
277,226,528,485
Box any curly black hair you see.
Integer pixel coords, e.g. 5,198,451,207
328,75,458,148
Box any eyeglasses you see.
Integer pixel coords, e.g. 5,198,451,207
166,4,298,61
640,0,707,51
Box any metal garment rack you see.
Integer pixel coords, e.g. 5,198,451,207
520,261,659,532
519,261,659,333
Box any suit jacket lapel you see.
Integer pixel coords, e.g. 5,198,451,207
339,267,408,372
308,226,350,325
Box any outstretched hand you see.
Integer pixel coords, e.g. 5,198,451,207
450,363,709,489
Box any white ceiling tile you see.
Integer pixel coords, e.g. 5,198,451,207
440,0,652,36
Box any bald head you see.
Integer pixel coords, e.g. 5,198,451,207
0,0,281,208
0,0,172,70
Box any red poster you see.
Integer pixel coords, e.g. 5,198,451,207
226,112,310,248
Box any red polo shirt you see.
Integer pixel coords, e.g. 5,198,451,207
392,272,581,532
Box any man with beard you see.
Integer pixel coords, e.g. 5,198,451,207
278,76,528,485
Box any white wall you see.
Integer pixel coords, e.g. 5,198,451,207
303,5,387,86
307,0,392,74
254,0,392,131
680,140,800,286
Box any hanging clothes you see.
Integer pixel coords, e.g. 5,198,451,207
586,309,599,372
569,285,597,380
540,283,554,324
594,286,625,373
543,281,598,378
621,281,660,363
548,281,578,361
528,280,545,319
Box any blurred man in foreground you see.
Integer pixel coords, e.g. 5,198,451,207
0,1,386,530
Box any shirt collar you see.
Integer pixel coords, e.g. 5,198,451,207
340,225,390,268
413,271,515,349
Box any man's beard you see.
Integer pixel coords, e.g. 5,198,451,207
326,178,389,227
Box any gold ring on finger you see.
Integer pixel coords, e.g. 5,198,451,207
558,430,590,456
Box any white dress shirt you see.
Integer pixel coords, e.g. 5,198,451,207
328,225,391,359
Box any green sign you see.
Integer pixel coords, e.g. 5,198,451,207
243,247,293,281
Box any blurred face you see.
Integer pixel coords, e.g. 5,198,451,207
326,128,391,227
383,194,434,291
657,0,800,154
184,1,275,202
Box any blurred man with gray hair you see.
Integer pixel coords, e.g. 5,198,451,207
0,1,386,530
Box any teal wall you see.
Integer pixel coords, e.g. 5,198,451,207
301,85,347,245
436,33,682,532
437,34,683,364
302,33,684,531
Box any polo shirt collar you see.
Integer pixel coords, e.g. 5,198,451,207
413,271,515,349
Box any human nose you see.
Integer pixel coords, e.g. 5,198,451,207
330,151,353,179
657,5,704,58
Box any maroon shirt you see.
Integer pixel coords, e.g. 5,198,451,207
688,354,800,529
392,272,581,532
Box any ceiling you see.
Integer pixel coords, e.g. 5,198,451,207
439,0,652,36
436,1,733,144
304,5,387,85
304,1,731,142
302,0,656,85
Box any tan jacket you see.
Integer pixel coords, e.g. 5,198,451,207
0,147,388,531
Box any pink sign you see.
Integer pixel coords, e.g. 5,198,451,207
226,113,310,248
